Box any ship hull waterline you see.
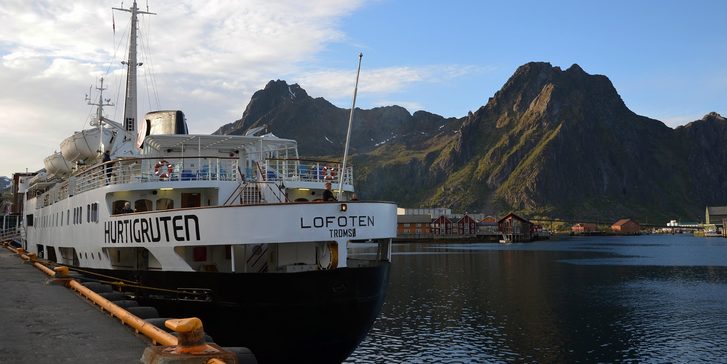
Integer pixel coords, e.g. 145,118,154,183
81,262,390,363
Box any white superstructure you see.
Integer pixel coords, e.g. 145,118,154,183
13,3,394,360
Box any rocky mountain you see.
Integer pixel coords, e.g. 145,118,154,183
215,64,727,222
214,80,460,156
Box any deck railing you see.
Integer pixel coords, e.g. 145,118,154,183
0,226,21,244
260,159,352,184
30,157,353,208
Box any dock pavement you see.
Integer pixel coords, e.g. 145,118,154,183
0,248,148,363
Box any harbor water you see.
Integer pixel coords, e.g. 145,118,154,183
345,234,727,363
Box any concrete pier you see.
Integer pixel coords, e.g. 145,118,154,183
0,248,148,363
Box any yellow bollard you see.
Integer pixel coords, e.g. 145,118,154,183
53,266,70,277
165,318,206,349
140,318,238,363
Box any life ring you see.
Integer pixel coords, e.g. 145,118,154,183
154,160,173,179
322,166,337,180
317,242,339,270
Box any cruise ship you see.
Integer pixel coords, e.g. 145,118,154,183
13,1,396,362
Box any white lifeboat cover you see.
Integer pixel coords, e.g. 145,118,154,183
44,152,72,176
60,127,113,162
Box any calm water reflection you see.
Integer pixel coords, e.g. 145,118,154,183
345,235,727,363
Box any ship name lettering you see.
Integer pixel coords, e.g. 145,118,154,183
105,215,200,244
299,215,374,229
330,228,356,238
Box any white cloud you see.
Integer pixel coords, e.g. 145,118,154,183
0,0,483,177
0,0,364,176
293,64,485,108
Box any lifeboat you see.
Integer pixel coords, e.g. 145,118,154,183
60,127,114,162
43,152,72,176
28,170,48,186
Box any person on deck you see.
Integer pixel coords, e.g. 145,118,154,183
323,182,337,201
102,150,112,184
120,202,134,214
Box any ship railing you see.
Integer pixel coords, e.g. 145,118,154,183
79,156,243,192
260,158,353,185
35,157,353,207
36,157,243,207
0,226,21,244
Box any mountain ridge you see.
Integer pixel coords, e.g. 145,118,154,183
214,63,726,222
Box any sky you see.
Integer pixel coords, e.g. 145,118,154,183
1,0,726,177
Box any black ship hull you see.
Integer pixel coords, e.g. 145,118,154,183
86,262,390,363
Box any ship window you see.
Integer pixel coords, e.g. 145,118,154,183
181,193,201,208
87,204,90,223
112,200,130,215
156,198,174,210
135,199,152,212
26,214,33,226
67,209,70,225
46,246,57,263
90,203,99,222
58,247,80,266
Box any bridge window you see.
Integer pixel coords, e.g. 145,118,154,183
181,193,201,208
135,199,152,212
156,198,174,210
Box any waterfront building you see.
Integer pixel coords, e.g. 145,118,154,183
498,213,533,242
705,206,727,226
397,207,451,218
456,214,478,235
611,218,641,234
572,223,598,234
431,215,454,235
397,214,433,237
477,217,499,236
481,215,497,223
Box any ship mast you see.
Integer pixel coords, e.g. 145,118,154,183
86,77,114,153
87,77,114,127
337,53,363,199
112,0,155,156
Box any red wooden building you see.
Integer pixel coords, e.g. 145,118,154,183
397,214,433,236
456,214,478,235
611,219,640,234
431,215,453,235
572,223,598,234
